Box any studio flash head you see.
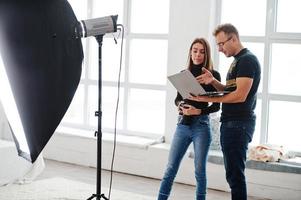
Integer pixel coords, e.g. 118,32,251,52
75,15,118,38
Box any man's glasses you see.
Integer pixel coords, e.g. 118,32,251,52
217,36,232,48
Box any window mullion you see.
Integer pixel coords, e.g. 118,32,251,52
259,0,276,143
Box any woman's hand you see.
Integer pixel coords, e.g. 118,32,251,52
177,101,185,114
180,104,201,115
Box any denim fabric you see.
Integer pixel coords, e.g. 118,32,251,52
220,120,255,200
158,115,211,200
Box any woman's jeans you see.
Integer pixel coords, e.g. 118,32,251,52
158,115,211,200
220,119,255,200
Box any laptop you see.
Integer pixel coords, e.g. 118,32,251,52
167,69,230,99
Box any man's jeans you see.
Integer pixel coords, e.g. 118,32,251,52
220,120,255,200
158,115,211,200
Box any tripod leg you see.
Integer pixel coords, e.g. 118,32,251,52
86,194,108,200
101,194,109,200
87,194,95,200
87,194,98,200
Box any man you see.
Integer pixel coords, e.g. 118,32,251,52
189,23,261,200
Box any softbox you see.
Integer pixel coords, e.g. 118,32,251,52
0,0,83,163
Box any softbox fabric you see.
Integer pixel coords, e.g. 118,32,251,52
0,0,83,162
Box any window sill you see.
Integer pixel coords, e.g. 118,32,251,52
55,127,161,150
54,129,301,175
189,150,301,174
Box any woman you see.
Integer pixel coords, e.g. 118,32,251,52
157,38,221,200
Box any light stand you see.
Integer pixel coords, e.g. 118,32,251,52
87,35,108,200
74,14,118,200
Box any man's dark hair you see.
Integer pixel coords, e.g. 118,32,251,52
213,23,239,39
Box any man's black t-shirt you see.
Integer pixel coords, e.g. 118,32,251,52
221,48,261,122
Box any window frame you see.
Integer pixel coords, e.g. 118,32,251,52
61,0,170,139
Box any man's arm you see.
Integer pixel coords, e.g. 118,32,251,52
189,77,253,103
210,77,226,91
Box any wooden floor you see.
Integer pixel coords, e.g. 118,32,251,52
38,159,264,200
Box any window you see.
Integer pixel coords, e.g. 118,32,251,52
221,0,266,36
276,0,301,33
219,0,301,152
127,89,166,134
270,43,301,95
62,0,169,138
129,39,168,85
269,101,301,152
130,0,169,34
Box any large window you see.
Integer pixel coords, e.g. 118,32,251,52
62,0,169,138
218,0,301,152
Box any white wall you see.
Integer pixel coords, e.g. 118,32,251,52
165,0,217,142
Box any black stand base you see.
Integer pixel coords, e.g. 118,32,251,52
87,193,109,200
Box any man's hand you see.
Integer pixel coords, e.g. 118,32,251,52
196,68,214,84
188,95,210,102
